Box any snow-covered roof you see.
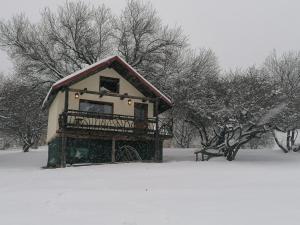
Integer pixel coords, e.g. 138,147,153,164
42,55,172,112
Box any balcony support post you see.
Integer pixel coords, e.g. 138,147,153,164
59,87,69,168
59,134,67,168
111,138,116,163
64,87,69,118
154,97,161,162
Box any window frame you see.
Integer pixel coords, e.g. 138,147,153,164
79,99,114,115
99,76,120,93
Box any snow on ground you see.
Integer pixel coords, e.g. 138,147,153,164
1,147,300,225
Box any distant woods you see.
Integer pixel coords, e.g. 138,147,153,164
0,1,299,158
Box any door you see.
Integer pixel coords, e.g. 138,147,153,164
134,103,148,132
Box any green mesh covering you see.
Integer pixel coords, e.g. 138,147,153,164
47,138,61,167
47,137,162,167
66,138,112,164
116,140,162,161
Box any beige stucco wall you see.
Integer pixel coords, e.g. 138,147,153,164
69,68,154,117
46,68,154,143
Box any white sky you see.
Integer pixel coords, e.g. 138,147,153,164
0,0,299,73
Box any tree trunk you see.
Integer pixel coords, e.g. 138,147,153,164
287,130,291,151
272,130,288,153
291,130,296,146
23,142,33,152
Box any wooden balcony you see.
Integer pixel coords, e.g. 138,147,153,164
58,110,173,139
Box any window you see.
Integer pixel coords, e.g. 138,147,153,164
134,103,148,122
79,100,113,114
100,76,120,93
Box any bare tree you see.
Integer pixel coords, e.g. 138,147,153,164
0,76,47,152
170,49,221,146
0,0,186,91
265,51,300,152
192,67,285,160
173,119,196,148
0,2,114,84
114,0,187,86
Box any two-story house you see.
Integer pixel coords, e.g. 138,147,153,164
43,56,173,167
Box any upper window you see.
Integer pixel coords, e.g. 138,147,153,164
79,100,113,114
100,76,120,93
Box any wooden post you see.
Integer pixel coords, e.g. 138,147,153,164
154,97,160,162
60,135,67,168
63,87,69,126
64,87,69,111
60,88,69,168
112,138,116,163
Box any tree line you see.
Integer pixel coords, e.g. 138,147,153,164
0,0,299,159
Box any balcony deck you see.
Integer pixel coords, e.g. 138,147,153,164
58,110,173,140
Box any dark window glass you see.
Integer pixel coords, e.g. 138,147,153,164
79,100,113,114
135,108,145,121
134,103,148,121
100,76,120,93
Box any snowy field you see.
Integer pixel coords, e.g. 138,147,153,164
1,147,300,225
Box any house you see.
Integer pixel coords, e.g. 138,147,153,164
43,56,173,167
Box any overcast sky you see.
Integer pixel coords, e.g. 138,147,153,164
0,0,299,73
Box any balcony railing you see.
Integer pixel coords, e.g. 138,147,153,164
58,110,173,138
